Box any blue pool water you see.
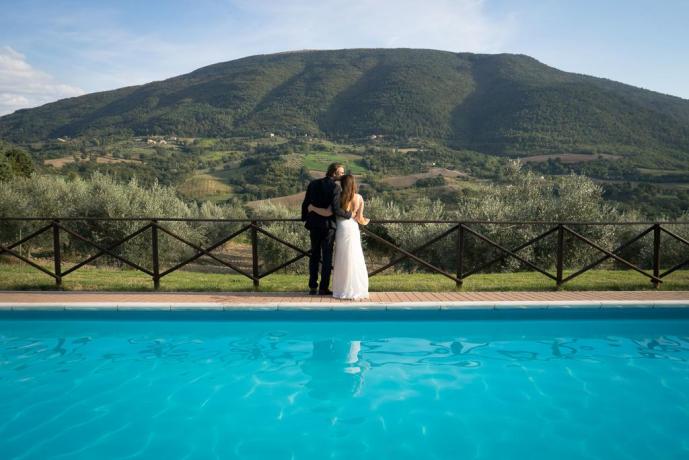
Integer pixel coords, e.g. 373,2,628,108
1,309,689,460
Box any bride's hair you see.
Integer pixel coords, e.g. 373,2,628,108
340,174,357,211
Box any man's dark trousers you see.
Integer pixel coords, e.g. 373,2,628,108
309,227,335,291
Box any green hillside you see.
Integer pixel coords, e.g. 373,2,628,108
2,49,688,165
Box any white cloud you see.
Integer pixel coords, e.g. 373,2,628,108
0,46,85,116
0,0,516,114
39,0,515,89
227,0,514,54
168,0,516,74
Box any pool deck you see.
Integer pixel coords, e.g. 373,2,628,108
1,290,688,310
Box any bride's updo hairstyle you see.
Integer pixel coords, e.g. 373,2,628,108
340,174,357,212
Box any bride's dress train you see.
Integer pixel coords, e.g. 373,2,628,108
332,215,369,300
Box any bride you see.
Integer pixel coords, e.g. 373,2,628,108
308,174,370,300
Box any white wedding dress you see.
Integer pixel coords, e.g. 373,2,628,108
332,194,369,300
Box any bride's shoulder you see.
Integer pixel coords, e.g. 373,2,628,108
356,193,363,200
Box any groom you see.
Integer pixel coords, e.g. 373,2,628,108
301,163,353,295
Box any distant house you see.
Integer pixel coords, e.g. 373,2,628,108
56,138,67,143
146,139,156,145
158,139,167,145
267,132,275,138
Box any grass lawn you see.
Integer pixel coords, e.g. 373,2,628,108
177,173,232,200
192,138,218,148
304,152,368,174
198,150,241,161
1,264,687,292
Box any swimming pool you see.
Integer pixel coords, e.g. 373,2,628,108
1,308,688,459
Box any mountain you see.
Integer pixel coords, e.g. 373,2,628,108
1,48,689,162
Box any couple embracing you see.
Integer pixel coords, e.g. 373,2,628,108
301,163,370,300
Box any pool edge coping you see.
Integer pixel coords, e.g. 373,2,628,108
1,300,689,311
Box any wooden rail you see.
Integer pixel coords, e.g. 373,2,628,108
2,218,688,289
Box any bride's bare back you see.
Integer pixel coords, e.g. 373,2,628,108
351,194,369,225
308,193,369,225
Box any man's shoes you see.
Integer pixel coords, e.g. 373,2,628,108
309,289,318,295
318,289,333,296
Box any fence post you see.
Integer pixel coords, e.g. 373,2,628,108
456,224,464,287
151,220,160,289
52,220,62,287
251,220,260,289
556,224,564,288
652,223,661,289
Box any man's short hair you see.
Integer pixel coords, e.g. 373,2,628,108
326,162,344,177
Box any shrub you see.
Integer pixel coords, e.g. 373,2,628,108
0,173,246,267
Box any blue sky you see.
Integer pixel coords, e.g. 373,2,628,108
1,0,688,115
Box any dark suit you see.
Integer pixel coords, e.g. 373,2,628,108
301,176,352,290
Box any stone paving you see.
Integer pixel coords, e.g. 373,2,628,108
1,290,688,310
